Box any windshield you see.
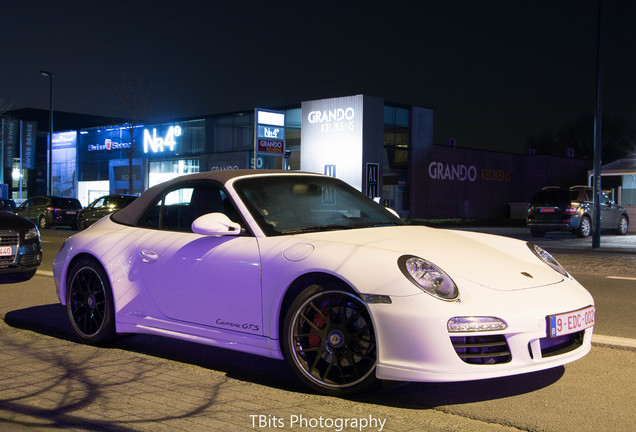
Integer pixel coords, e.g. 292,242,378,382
234,175,403,236
51,197,82,210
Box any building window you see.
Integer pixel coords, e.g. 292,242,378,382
148,159,200,188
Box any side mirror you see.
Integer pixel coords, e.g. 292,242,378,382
191,213,242,236
385,207,400,218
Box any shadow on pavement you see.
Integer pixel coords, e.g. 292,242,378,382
5,304,564,408
352,366,565,409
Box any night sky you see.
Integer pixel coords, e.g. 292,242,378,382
1,0,635,154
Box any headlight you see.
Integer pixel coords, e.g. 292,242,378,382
24,227,40,241
528,243,569,277
398,255,459,301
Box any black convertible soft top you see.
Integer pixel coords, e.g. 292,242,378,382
111,169,317,226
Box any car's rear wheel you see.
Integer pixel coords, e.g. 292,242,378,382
77,216,87,231
66,257,115,344
617,215,628,235
38,216,48,230
576,216,591,238
282,285,378,395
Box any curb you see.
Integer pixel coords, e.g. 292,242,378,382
544,247,636,256
592,334,636,351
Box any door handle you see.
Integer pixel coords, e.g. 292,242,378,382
138,249,159,263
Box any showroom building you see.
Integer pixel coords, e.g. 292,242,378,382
5,95,596,220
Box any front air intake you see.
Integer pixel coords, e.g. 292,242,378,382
450,335,511,364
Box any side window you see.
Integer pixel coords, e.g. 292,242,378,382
162,188,194,230
94,198,106,208
137,182,240,232
601,193,611,205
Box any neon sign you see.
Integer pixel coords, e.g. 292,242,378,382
257,125,284,140
143,125,182,153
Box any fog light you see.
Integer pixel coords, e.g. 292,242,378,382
447,316,508,333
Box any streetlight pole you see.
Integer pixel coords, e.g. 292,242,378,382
592,0,603,248
40,70,53,196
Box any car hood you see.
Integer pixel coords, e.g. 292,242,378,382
0,211,37,230
294,225,564,291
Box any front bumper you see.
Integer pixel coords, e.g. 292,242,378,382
369,277,594,383
0,251,42,274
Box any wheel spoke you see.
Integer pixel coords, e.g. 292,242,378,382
309,349,323,374
299,312,322,332
321,357,334,381
308,301,328,322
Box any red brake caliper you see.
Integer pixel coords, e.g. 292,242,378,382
308,306,329,348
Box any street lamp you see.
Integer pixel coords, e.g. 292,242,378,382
40,70,53,195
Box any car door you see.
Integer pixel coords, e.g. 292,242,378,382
17,198,36,223
88,197,106,224
600,193,619,229
133,182,263,335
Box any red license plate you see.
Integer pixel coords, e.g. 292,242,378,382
540,208,556,213
0,246,13,256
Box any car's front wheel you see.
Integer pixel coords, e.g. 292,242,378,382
282,285,378,396
77,216,87,231
616,215,629,235
576,216,592,238
66,257,115,344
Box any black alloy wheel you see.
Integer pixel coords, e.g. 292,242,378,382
66,257,115,344
77,216,87,231
283,286,377,395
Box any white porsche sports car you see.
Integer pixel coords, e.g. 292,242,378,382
53,170,595,395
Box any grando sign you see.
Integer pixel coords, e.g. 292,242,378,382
143,125,182,153
428,161,478,182
307,107,355,133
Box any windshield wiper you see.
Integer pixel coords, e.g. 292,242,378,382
281,225,354,234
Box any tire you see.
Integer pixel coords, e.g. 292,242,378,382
38,216,49,230
66,257,116,344
530,228,545,238
616,215,628,235
282,285,378,396
77,216,87,231
576,216,591,238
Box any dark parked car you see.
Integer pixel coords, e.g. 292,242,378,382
16,196,82,230
0,198,17,212
77,194,137,230
0,211,42,281
527,186,629,238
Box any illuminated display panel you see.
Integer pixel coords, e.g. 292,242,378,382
301,95,364,190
